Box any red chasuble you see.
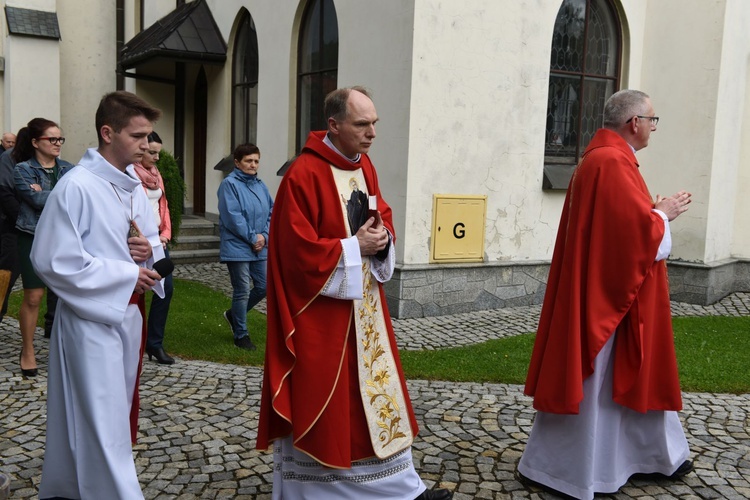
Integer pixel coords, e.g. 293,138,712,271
524,129,683,415
256,131,419,467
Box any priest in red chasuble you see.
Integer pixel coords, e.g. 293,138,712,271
257,86,452,500
518,89,694,499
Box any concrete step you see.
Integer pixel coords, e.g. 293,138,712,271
177,216,218,237
170,247,220,264
170,234,220,252
170,215,220,263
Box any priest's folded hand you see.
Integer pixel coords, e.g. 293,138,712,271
356,217,389,256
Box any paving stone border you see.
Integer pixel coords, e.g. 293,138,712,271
0,263,748,499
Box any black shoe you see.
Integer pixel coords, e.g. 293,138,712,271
414,488,453,500
669,460,694,478
223,309,235,333
146,346,175,365
516,469,576,499
631,459,694,481
19,353,38,377
234,336,256,350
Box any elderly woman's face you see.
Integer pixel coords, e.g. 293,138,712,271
235,153,260,175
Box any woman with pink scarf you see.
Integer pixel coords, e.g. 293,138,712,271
133,131,175,364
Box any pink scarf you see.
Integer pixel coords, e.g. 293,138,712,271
133,163,160,190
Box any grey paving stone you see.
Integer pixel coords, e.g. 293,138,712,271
0,263,748,498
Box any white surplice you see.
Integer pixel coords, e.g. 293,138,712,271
518,212,689,499
31,148,164,500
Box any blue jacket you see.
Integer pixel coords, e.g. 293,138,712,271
14,157,75,234
218,168,273,261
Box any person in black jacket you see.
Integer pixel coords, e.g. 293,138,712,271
0,143,21,323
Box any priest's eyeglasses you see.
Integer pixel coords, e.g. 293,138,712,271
625,115,659,126
39,136,66,145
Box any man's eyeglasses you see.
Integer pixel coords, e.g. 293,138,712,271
39,137,66,145
625,115,659,126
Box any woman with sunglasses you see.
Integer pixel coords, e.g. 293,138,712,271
12,118,74,377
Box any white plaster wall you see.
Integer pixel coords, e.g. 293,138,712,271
733,57,750,259
4,0,59,133
200,0,414,226
727,0,750,259
637,0,726,263
330,0,415,260
202,0,302,217
618,0,647,87
57,0,118,163
5,37,60,131
137,80,176,153
145,0,178,27
129,0,746,271
7,0,53,10
405,0,563,264
708,0,750,263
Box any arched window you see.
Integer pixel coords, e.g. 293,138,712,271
297,0,338,151
543,0,621,189
232,10,259,148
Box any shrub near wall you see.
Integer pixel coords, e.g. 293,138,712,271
157,149,186,242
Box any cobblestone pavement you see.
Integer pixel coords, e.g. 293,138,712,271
1,263,749,499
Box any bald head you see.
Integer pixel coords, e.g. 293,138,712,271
1,132,16,150
325,87,378,158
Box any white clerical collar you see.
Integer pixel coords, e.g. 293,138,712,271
323,133,360,163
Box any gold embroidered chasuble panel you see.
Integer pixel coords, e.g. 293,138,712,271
330,165,414,459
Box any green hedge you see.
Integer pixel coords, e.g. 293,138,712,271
157,149,186,243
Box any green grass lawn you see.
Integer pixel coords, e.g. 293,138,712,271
399,316,750,394
8,280,750,393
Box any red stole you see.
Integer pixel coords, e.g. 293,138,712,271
256,132,419,467
129,293,147,443
524,129,682,414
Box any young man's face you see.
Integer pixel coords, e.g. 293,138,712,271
100,115,153,171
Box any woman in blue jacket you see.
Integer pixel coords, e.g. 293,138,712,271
13,118,74,376
218,143,273,350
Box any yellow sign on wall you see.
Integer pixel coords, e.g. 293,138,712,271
430,194,487,263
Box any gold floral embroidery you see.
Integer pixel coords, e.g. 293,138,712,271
359,261,407,448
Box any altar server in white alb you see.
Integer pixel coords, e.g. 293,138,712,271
31,91,166,499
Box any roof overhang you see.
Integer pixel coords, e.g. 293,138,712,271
119,0,226,70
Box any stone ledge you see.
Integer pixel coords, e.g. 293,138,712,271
385,259,750,318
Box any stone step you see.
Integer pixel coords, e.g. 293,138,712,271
170,234,220,251
170,247,220,264
177,216,218,237
169,215,220,263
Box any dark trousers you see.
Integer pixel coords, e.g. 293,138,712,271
44,289,58,337
0,228,19,321
146,248,173,349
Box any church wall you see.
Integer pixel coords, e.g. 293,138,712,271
5,36,60,133
59,0,116,163
95,0,750,317
637,0,726,265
